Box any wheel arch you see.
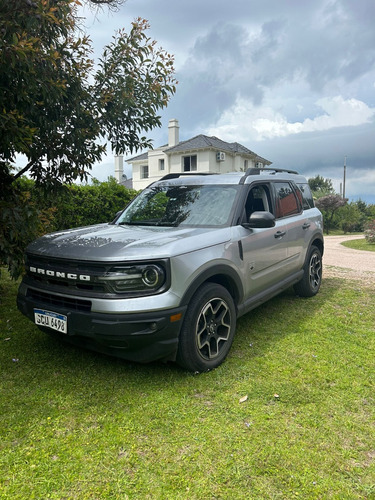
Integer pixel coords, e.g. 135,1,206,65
180,265,243,311
309,235,324,257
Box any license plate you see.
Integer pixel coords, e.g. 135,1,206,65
34,309,67,334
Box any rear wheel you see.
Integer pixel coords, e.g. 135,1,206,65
177,283,236,372
294,245,322,297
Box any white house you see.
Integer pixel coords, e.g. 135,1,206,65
115,119,272,190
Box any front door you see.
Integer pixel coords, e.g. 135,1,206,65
240,183,290,298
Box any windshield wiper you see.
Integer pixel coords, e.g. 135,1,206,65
117,221,150,226
155,221,178,227
118,220,178,227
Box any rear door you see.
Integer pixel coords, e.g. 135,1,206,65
272,181,305,274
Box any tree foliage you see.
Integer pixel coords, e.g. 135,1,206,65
1,176,137,277
308,175,335,199
315,194,348,234
0,0,176,190
0,0,176,277
338,203,365,234
89,0,125,8
0,183,56,278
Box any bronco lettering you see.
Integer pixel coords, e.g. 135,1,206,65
28,266,90,281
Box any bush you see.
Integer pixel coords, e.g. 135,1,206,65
52,178,138,230
341,221,358,234
0,188,56,279
0,177,138,279
364,220,375,244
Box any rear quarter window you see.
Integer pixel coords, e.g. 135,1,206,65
297,183,315,210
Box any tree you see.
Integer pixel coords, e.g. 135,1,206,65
0,0,176,189
315,194,347,234
89,0,124,7
308,175,335,199
337,202,364,233
0,0,177,277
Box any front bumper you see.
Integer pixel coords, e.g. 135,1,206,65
17,289,186,363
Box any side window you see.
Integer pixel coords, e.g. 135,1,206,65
245,184,271,220
274,182,301,218
297,183,315,210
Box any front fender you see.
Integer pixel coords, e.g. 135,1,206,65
180,264,243,310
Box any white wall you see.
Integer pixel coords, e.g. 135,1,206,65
131,150,258,190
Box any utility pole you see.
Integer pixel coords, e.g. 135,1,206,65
343,156,347,199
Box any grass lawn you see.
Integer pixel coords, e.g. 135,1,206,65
1,269,374,499
328,231,363,236
341,238,375,252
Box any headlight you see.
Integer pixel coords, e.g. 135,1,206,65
98,263,167,295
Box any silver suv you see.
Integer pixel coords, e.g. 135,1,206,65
17,168,323,372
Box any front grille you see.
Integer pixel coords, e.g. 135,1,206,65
27,288,91,312
25,254,107,295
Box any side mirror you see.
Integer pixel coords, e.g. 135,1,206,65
242,211,276,229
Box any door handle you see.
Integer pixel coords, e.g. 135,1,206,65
302,222,311,230
274,230,286,238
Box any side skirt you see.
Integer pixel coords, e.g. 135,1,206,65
237,270,304,318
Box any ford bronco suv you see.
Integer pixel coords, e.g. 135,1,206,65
17,168,323,372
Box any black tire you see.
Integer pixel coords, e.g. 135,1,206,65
294,245,322,297
176,283,236,372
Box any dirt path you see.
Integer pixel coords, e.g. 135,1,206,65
323,235,375,285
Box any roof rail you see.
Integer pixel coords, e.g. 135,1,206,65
159,172,217,181
240,167,299,183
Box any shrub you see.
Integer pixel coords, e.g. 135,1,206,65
52,178,138,230
364,219,375,244
0,177,138,279
341,221,358,234
0,188,56,279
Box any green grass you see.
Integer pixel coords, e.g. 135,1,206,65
1,270,374,499
341,238,375,252
328,230,363,236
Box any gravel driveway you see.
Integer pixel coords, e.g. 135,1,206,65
323,235,375,285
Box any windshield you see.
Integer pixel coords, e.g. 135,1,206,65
116,184,239,227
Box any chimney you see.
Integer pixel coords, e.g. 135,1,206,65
114,155,124,183
168,119,180,147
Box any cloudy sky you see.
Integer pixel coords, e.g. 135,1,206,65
82,0,375,203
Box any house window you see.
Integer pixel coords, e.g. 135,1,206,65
141,165,149,179
183,155,197,172
159,159,165,171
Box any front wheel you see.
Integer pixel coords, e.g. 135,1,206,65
177,283,236,372
294,245,322,297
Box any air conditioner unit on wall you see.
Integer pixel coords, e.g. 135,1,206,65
216,152,226,162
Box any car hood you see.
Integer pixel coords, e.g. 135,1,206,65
26,223,232,261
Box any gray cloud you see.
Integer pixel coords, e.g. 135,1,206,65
85,0,375,202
